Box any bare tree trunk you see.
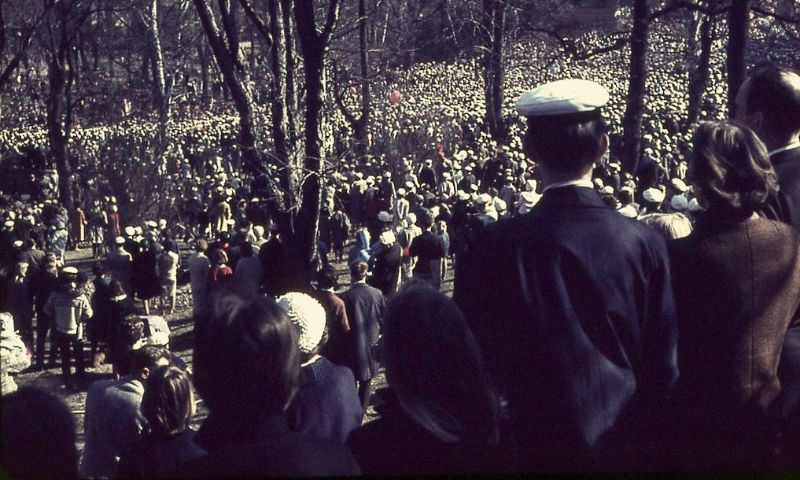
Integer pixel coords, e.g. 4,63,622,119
294,0,340,278
621,0,649,173
727,0,750,117
354,0,371,159
481,0,506,142
144,0,170,161
687,5,715,126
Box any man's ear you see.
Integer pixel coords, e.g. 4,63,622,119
596,133,610,165
140,367,150,380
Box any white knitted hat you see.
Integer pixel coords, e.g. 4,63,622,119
276,292,326,354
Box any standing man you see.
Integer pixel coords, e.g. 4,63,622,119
80,345,171,479
734,63,800,455
454,79,678,472
409,210,446,291
44,266,93,390
340,261,385,413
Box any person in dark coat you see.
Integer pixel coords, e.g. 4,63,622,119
454,80,678,473
348,284,516,475
367,230,402,297
313,266,351,368
258,225,290,297
669,121,800,470
179,294,360,477
32,253,60,369
117,366,205,478
131,241,160,315
89,263,114,357
340,261,385,410
278,292,362,443
735,64,800,458
409,210,446,290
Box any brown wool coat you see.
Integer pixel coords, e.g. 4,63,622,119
670,213,800,417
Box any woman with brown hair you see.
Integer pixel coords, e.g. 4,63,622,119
347,283,515,475
669,120,800,470
177,293,360,477
116,366,205,478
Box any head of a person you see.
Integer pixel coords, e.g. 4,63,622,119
276,292,327,364
1,387,78,479
350,261,369,283
382,283,501,445
210,248,228,266
110,279,126,298
91,262,105,278
194,294,299,421
736,62,800,146
691,121,778,216
639,212,693,240
141,365,195,438
519,80,609,180
128,345,171,383
316,265,339,290
196,238,208,253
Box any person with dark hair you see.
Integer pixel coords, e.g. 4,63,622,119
81,345,172,479
367,229,403,297
409,209,446,290
314,266,351,367
349,284,515,475
187,238,211,323
131,240,160,315
341,261,385,411
107,280,135,377
278,292,363,443
207,248,233,293
737,63,800,231
179,293,360,476
669,121,800,470
32,252,60,369
454,79,678,472
90,261,114,360
233,241,262,297
735,64,800,450
258,223,291,297
117,366,206,478
1,387,79,479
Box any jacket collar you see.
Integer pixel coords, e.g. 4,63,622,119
770,143,800,167
299,357,334,387
534,185,609,211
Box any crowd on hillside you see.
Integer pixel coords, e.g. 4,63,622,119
1,9,800,477
1,60,800,477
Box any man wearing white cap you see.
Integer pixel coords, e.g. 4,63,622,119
106,237,134,297
454,79,678,472
44,266,93,389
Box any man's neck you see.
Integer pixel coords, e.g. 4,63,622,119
540,166,594,192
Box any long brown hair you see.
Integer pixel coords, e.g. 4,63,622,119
383,283,502,445
691,121,778,214
142,366,194,437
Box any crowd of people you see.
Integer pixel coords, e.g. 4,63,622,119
2,9,800,478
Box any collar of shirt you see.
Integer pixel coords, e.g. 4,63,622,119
542,178,594,193
768,141,800,157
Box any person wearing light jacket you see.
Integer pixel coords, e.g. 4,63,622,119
44,266,93,389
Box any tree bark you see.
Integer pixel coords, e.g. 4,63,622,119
481,0,506,143
294,0,340,277
621,0,649,173
727,0,750,117
687,4,715,126
145,0,170,161
355,0,371,159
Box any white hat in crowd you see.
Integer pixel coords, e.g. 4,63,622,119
277,292,326,355
516,79,610,117
643,187,666,204
670,194,689,211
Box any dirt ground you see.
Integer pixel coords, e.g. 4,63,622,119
12,244,455,458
